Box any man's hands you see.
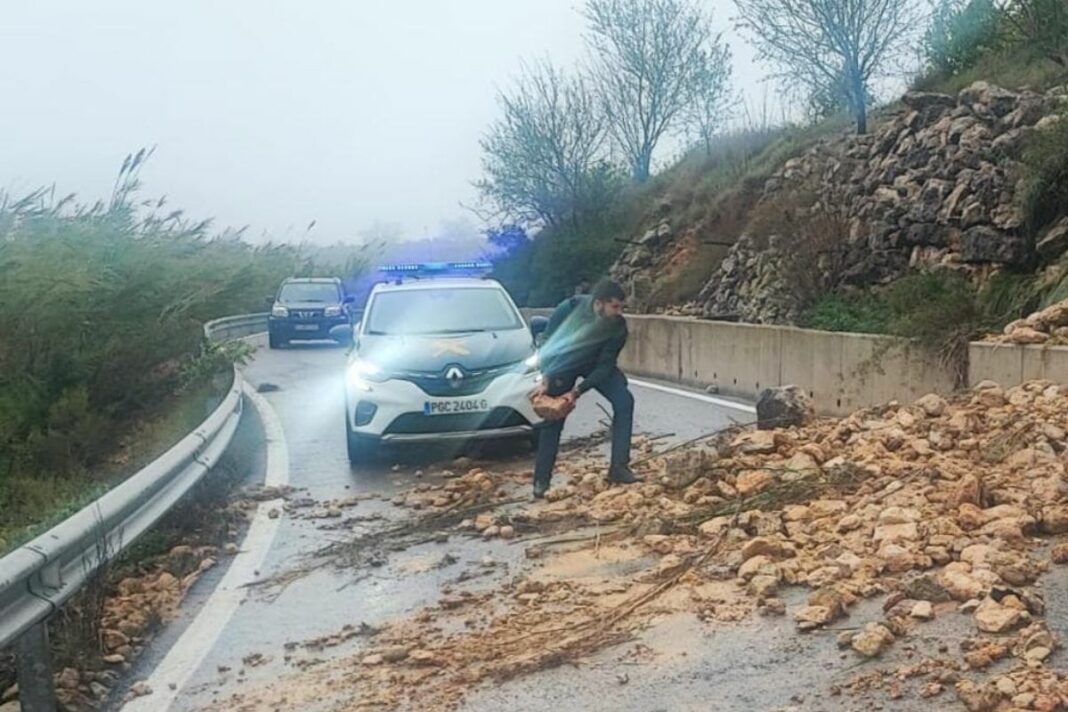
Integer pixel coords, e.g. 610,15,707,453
562,389,580,408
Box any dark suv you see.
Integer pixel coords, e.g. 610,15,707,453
268,277,355,348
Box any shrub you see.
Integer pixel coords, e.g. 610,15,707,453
0,151,367,530
1020,113,1068,235
923,0,1005,77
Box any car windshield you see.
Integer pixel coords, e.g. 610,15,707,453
278,283,339,303
366,287,522,335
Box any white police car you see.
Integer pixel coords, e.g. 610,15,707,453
342,262,547,464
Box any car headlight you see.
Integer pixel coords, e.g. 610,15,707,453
324,305,342,317
347,358,386,390
271,305,289,318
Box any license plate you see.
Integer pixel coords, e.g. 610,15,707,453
294,324,318,331
424,398,490,415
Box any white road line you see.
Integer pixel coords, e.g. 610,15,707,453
629,377,757,414
123,383,289,712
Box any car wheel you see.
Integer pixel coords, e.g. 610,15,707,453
346,427,377,465
268,331,285,349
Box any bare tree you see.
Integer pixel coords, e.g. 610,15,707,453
734,0,922,134
681,45,736,155
583,0,731,182
475,61,611,229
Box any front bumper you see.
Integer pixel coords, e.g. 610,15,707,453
346,370,543,443
269,316,349,340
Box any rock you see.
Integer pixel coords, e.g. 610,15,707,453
836,514,862,533
915,393,948,417
1051,543,1068,564
361,654,384,666
408,649,440,666
740,537,794,561
732,430,777,454
102,654,126,665
955,680,1002,712
794,605,837,629
954,474,983,507
872,522,919,543
901,571,951,602
499,525,515,540
223,543,240,556
379,646,410,663
974,597,1028,633
756,386,813,430
851,623,895,658
736,470,774,496
56,668,79,690
941,569,985,601
748,574,780,599
1037,219,1068,260
911,601,935,620
130,682,152,698
960,225,1030,265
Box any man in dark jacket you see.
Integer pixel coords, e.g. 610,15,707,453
532,278,640,498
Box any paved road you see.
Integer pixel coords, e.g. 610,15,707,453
118,335,752,712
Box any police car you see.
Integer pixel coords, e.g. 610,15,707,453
342,262,548,464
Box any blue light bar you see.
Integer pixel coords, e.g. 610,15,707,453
377,261,493,275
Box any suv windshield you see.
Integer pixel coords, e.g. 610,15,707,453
278,283,340,303
366,287,522,335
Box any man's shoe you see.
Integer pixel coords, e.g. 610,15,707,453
607,467,643,485
533,483,549,499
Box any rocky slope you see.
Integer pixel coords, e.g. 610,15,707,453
613,81,1068,324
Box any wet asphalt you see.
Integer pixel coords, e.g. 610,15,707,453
122,337,1068,712
121,335,746,711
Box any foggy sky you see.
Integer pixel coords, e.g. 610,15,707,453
0,1,768,244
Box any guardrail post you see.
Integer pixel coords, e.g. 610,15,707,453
16,622,57,712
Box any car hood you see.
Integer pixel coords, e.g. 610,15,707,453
356,329,533,372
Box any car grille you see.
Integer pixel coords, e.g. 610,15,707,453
289,309,324,320
384,407,529,435
400,364,517,397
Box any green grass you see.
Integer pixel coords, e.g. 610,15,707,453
914,44,1068,94
0,378,224,555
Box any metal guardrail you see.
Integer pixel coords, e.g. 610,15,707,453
0,313,270,711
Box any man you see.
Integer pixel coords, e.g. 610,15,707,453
532,278,640,498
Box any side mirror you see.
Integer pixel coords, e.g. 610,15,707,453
530,316,548,346
264,296,275,309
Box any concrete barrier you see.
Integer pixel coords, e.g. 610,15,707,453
969,341,1068,387
522,308,1068,415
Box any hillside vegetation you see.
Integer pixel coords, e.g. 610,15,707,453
490,0,1068,355
0,151,367,548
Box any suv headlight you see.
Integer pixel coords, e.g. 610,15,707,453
324,305,342,317
271,305,289,318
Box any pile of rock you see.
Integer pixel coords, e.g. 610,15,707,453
991,297,1068,345
614,81,1067,324
700,82,1067,323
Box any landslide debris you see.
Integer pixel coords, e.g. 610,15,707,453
224,379,1068,711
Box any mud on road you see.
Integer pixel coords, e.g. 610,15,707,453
188,379,1068,712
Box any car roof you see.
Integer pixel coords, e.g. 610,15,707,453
371,278,503,294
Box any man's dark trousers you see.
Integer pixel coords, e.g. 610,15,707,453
533,367,634,490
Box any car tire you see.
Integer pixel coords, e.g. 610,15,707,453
346,427,377,465
268,331,285,349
